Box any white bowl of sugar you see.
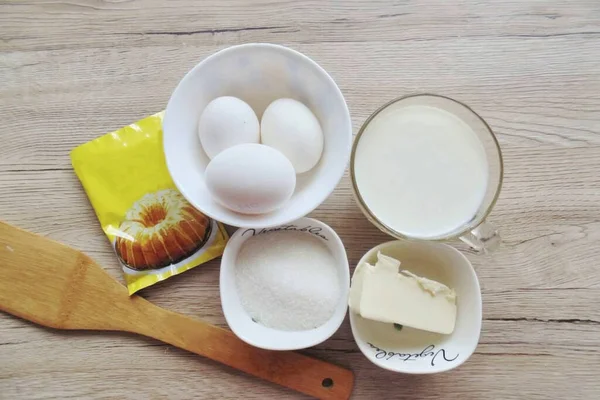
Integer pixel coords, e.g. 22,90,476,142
220,217,350,350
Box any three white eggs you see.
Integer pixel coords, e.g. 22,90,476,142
198,96,324,215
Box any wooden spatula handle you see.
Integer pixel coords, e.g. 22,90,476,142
0,221,353,399
128,303,354,400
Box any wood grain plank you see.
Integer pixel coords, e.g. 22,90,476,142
1,38,600,170
1,0,599,51
1,316,598,399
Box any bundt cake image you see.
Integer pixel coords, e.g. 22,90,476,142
115,189,212,270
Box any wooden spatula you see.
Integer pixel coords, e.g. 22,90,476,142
0,221,354,399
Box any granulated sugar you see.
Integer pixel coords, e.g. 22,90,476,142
235,231,341,331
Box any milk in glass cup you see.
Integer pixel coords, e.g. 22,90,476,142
351,94,503,252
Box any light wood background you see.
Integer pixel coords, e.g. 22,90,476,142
1,1,599,399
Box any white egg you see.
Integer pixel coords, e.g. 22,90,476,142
198,96,260,159
205,143,296,214
260,98,324,174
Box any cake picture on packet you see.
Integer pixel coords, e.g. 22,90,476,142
71,112,228,295
115,189,213,271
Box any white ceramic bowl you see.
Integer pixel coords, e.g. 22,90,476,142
163,44,352,228
350,240,482,374
220,217,350,350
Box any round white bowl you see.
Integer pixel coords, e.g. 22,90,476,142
220,217,350,350
163,44,352,228
350,240,482,374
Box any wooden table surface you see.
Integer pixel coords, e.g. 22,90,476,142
1,1,599,399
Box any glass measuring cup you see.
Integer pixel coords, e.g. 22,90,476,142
350,94,503,253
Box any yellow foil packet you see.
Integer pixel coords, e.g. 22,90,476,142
71,111,228,294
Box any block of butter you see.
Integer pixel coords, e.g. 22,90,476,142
349,252,457,335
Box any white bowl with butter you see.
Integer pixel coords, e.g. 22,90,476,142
349,240,482,374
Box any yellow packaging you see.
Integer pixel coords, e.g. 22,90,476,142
71,111,228,294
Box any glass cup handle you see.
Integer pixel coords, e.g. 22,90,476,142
459,221,500,253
